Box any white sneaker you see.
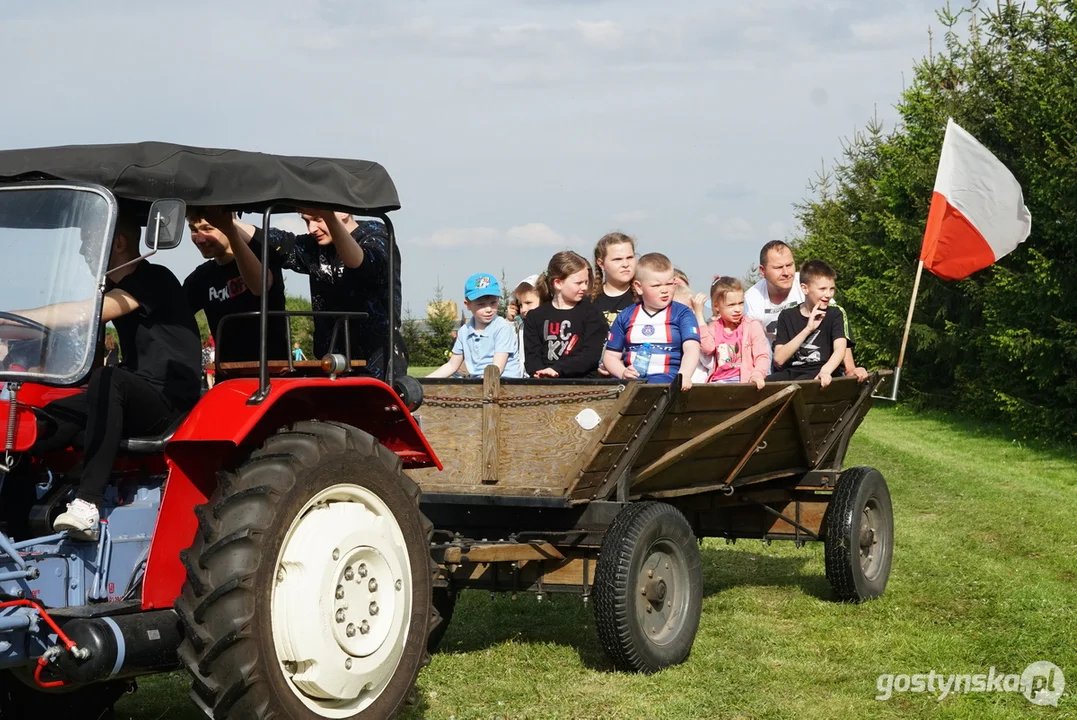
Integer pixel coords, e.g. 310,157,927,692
53,499,100,540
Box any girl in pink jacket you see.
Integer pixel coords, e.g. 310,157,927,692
691,277,771,388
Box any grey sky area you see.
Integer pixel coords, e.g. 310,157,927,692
2,0,942,317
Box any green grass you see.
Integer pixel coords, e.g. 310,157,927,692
114,406,1077,719
408,366,436,378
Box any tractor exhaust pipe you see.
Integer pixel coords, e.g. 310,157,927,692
54,609,182,683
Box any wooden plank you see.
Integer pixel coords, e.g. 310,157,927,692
621,383,790,416
443,542,564,563
632,385,798,485
583,425,799,474
555,383,639,497
217,359,367,370
791,389,816,465
481,365,501,484
603,409,742,444
716,390,798,488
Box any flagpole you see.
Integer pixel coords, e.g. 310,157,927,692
877,259,924,401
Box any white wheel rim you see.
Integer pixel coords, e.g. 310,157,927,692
271,483,413,717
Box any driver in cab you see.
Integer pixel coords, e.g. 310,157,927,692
1,211,201,538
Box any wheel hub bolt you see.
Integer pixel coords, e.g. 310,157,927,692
395,579,403,591
369,601,379,616
346,623,356,637
276,569,285,583
344,567,354,581
345,658,353,670
360,620,370,635
647,569,654,578
335,585,344,600
368,579,378,592
335,609,346,623
358,563,368,578
646,606,652,614
332,549,340,560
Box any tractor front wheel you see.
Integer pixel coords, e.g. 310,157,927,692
176,421,436,719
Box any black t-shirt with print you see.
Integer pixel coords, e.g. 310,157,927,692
773,305,847,376
183,237,289,363
590,288,635,328
111,261,202,410
523,302,609,378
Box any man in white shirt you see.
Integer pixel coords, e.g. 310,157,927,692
745,241,868,381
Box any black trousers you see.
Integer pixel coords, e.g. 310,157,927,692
33,367,178,505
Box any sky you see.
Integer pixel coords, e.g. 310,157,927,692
1,0,944,317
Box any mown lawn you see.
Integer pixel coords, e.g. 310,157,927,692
114,406,1077,719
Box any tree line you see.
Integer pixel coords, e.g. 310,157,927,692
794,0,1076,443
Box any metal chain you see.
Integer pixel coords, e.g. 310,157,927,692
423,385,625,409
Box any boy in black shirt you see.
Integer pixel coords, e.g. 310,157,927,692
7,213,202,538
183,208,289,363
767,259,848,388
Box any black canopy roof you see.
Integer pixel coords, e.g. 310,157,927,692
0,141,400,215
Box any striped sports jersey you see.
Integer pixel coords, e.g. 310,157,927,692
607,301,701,381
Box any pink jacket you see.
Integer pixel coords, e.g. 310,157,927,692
700,317,771,383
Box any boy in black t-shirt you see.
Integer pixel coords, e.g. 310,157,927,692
767,259,848,388
183,208,289,363
5,213,202,538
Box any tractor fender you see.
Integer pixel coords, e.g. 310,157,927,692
142,376,440,610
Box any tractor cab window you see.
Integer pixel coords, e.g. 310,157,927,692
0,186,112,385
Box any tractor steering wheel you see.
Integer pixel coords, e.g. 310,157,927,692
0,311,52,343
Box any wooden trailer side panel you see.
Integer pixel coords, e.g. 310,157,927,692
410,378,629,496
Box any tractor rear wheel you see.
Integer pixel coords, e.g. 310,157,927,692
176,421,437,719
824,466,894,602
592,502,703,673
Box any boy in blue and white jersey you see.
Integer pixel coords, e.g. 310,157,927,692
603,253,701,390
427,273,523,379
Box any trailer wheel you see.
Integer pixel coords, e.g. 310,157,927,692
593,502,702,673
0,670,132,720
426,588,457,652
824,466,894,602
176,421,437,719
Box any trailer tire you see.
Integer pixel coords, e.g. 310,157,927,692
592,502,702,673
426,588,457,652
176,421,437,719
0,670,132,720
824,466,894,602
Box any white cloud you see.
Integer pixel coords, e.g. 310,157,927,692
720,217,753,237
413,223,570,248
767,221,788,238
704,213,720,227
576,20,625,50
506,222,573,246
613,210,650,222
412,227,502,248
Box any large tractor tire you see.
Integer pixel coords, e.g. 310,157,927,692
0,670,132,720
176,421,437,719
592,502,703,673
824,466,894,602
426,588,457,653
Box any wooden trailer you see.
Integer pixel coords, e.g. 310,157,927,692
412,369,894,672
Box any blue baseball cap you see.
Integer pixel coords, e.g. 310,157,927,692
464,273,501,301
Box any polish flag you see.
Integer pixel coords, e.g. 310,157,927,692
920,119,1032,281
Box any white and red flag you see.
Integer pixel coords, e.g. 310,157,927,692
919,118,1032,281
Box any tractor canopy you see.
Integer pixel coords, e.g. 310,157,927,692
0,141,401,215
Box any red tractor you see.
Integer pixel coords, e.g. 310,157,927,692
0,143,441,719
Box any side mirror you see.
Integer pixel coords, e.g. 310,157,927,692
144,198,186,251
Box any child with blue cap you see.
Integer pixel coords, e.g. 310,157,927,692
427,273,523,378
